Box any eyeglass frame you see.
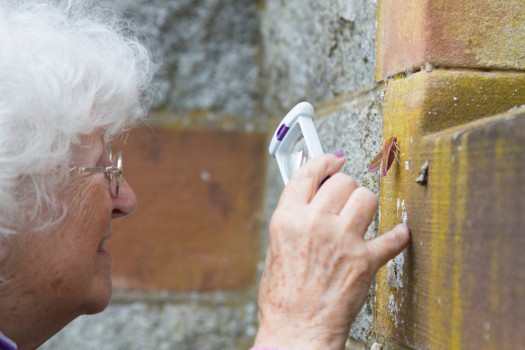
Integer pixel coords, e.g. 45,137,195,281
69,146,123,197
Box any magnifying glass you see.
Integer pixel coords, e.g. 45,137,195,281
269,102,324,185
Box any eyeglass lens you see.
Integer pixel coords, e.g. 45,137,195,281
108,149,123,197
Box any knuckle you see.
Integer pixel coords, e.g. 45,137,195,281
354,187,378,210
341,175,358,192
331,173,356,188
346,249,372,278
353,259,370,278
364,241,386,272
292,154,334,181
270,205,325,238
293,162,317,180
303,210,326,234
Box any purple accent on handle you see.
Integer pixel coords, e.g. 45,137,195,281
0,332,17,350
276,124,289,141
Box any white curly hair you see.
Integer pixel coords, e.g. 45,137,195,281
0,0,154,236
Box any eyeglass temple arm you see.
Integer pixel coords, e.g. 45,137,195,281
70,166,121,178
70,166,108,173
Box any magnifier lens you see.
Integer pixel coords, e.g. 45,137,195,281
285,134,309,178
269,102,323,185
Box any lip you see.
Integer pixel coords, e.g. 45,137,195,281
97,241,111,255
97,249,111,257
98,228,113,254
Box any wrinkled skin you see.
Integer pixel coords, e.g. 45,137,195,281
255,154,410,350
0,132,137,350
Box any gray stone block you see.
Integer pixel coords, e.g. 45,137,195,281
101,0,260,117
41,297,258,350
260,0,378,116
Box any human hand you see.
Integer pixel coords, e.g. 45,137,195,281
254,153,410,350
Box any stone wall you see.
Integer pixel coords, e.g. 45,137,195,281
374,1,525,348
102,0,261,117
261,0,382,346
43,0,394,349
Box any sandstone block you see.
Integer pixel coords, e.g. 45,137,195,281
376,0,525,80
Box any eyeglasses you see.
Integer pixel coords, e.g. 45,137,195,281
70,147,123,197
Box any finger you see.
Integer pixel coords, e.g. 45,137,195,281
311,173,358,215
339,186,378,235
279,153,345,207
366,224,410,270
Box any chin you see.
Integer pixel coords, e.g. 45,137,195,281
82,277,113,315
84,292,112,315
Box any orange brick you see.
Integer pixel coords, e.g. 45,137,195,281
109,127,266,292
376,0,525,80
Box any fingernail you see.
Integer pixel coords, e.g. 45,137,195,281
332,151,344,158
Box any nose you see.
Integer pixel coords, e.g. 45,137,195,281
111,178,137,219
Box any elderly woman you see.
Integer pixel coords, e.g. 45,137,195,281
0,2,409,350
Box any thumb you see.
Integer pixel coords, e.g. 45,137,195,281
367,224,410,270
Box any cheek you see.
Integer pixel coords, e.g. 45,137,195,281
49,181,111,286
60,180,111,248
2,176,113,302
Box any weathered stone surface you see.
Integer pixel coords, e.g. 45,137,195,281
383,70,525,136
317,89,385,344
260,0,378,116
376,0,525,80
101,0,260,117
376,108,525,349
41,298,258,350
315,89,384,193
110,126,265,291
373,67,525,347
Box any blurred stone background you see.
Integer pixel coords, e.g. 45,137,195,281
42,0,382,349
